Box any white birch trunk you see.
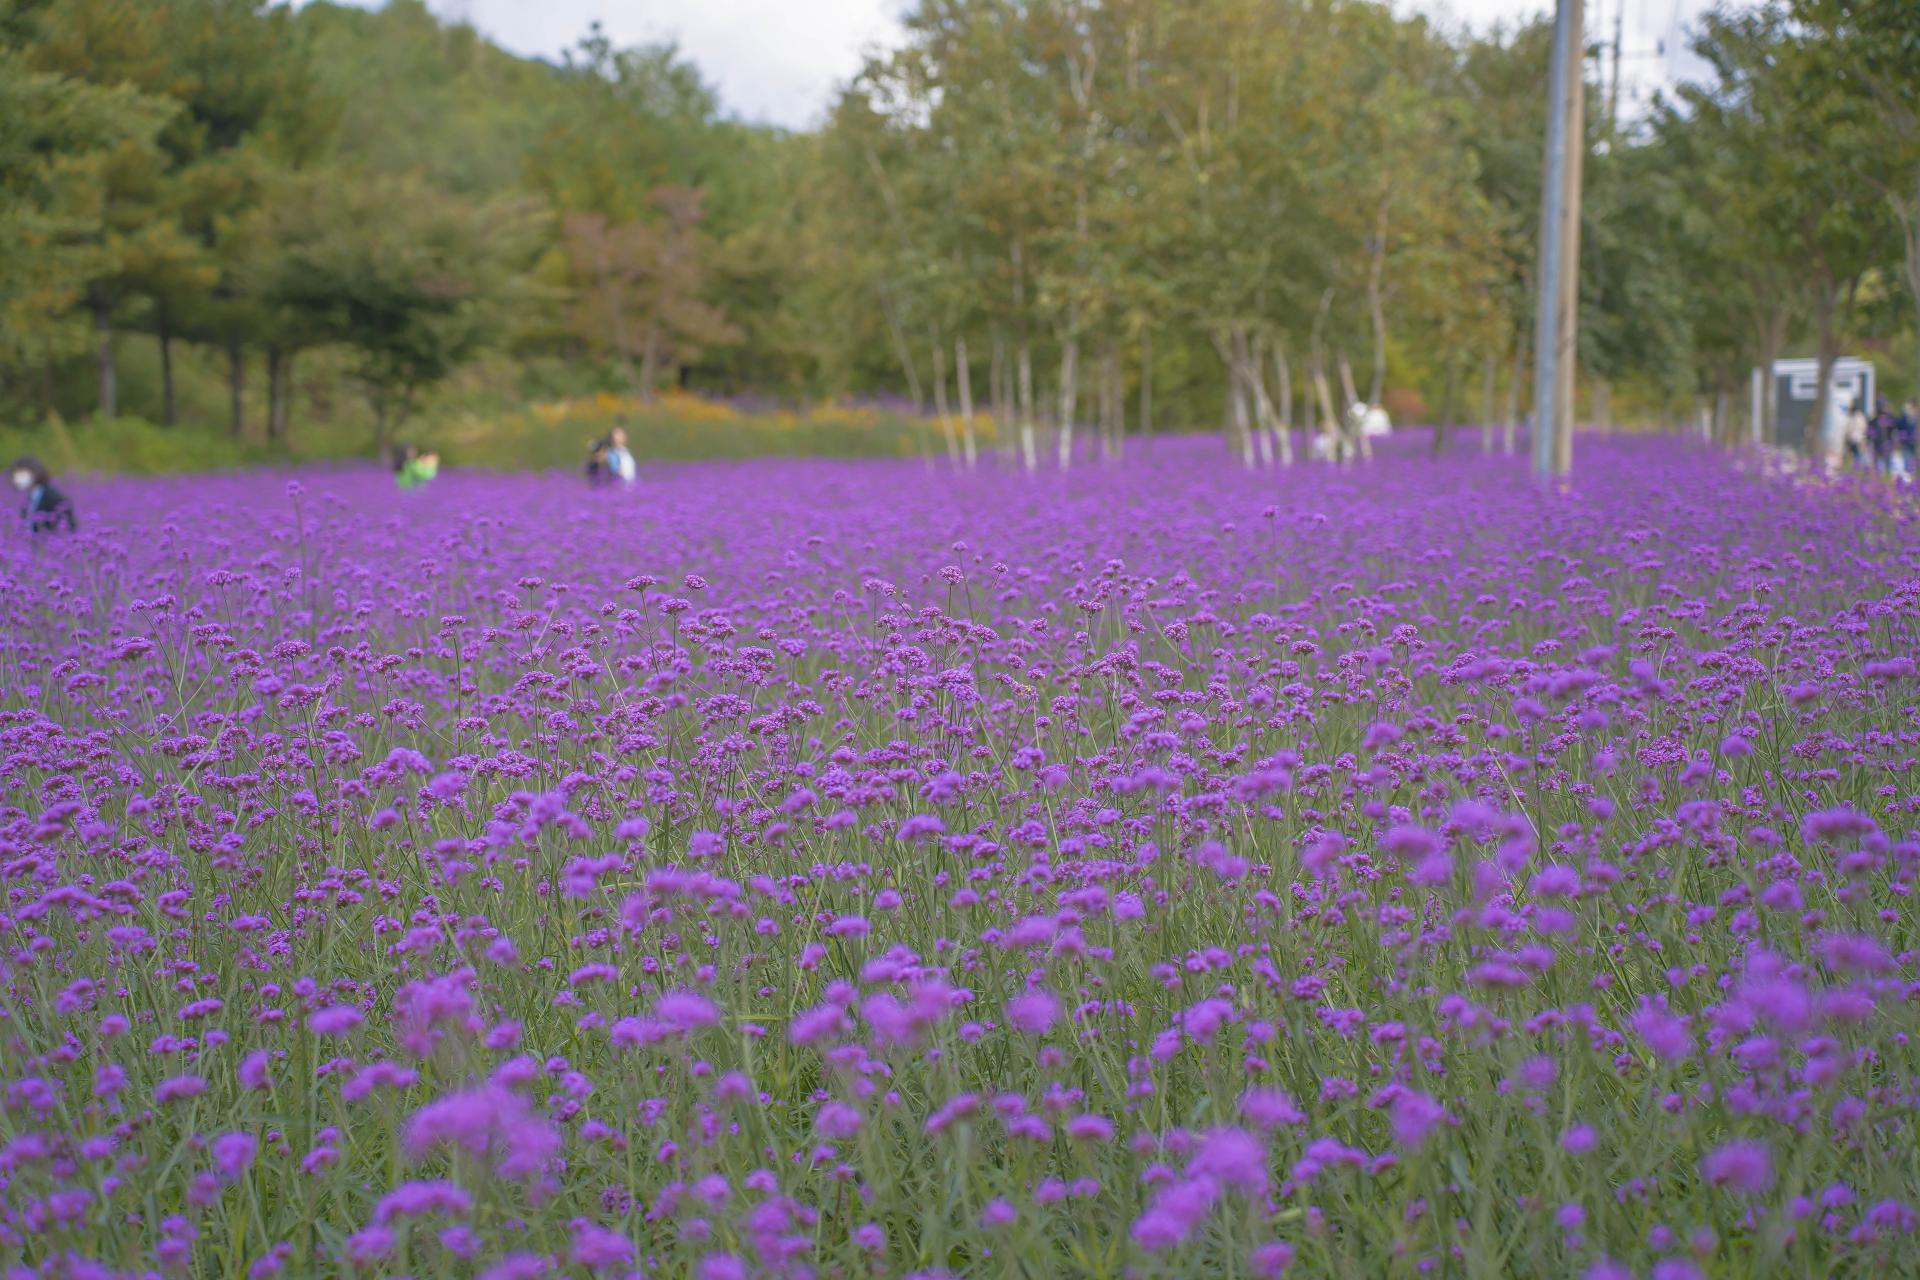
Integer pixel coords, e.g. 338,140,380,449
1055,338,1079,469
1017,340,1037,473
931,339,960,463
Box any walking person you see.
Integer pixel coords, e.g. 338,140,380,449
1870,397,1898,475
10,456,76,533
1843,399,1869,469
1896,400,1919,484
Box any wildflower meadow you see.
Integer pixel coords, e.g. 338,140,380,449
5,437,1920,1280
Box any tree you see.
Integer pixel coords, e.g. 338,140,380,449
257,173,537,458
0,51,175,415
1791,0,1920,398
560,189,739,398
1680,6,1895,454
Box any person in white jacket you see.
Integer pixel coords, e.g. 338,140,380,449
1842,400,1869,469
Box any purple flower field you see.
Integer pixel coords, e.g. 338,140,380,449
5,437,1920,1279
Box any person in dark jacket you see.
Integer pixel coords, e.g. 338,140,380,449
9,456,76,533
1869,397,1898,474
1896,400,1920,484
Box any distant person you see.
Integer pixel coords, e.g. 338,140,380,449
394,443,439,490
1843,399,1869,468
586,428,636,487
1896,400,1919,484
605,427,636,484
1870,396,1897,474
10,456,76,533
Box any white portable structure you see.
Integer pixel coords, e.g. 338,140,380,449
1751,357,1875,454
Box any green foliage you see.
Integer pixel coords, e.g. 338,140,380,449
1,0,1916,463
0,49,174,369
253,173,542,444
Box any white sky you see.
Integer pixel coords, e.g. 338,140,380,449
350,0,1728,130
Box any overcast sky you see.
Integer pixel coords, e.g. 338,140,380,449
364,0,1728,130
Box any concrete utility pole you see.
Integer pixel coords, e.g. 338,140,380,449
1532,0,1586,485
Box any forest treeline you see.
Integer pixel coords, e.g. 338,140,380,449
1,0,1916,465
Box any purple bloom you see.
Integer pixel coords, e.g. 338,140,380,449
1561,1124,1597,1155
1250,1242,1295,1277
695,1254,748,1280
1388,1090,1448,1148
1702,1139,1773,1195
570,1224,633,1273
309,1006,363,1036
210,1132,257,1180
1005,989,1060,1036
655,990,721,1033
154,1075,207,1104
1188,1127,1269,1195
372,1180,472,1224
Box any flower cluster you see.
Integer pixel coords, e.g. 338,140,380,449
2,438,1919,1277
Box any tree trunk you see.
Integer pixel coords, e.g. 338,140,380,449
1247,330,1275,466
609,293,640,395
1594,379,1612,435
1900,187,1920,405
92,293,115,419
955,335,978,466
157,304,176,426
1366,196,1389,406
1432,357,1459,460
877,286,924,409
1812,276,1858,470
1216,331,1252,466
1233,345,1254,466
1272,343,1294,464
1812,279,1840,467
989,329,1008,448
1312,355,1341,463
276,350,295,442
1755,304,1788,446
638,327,662,399
1016,340,1037,472
1317,368,1342,461
1480,351,1496,453
1099,343,1121,461
227,338,245,440
1337,350,1370,460
1138,329,1153,446
1504,334,1524,457
1303,354,1319,444
374,396,391,464
1055,338,1079,468
267,347,285,442
930,337,959,463
1012,238,1035,471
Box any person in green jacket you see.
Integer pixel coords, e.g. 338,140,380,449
394,443,439,490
